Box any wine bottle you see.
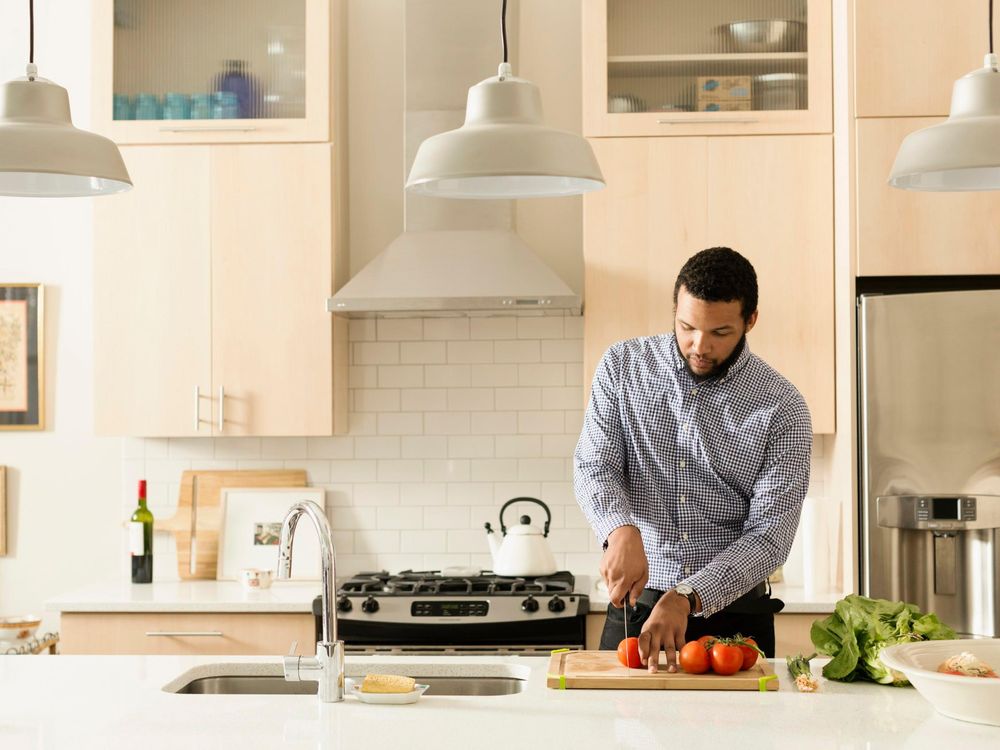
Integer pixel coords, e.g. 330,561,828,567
129,479,154,584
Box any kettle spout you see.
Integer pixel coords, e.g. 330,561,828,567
484,522,501,564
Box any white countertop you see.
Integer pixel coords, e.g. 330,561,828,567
46,581,321,613
0,653,995,749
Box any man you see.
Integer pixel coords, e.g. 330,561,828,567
574,247,812,673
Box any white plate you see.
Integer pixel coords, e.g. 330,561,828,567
881,638,1000,726
344,678,429,705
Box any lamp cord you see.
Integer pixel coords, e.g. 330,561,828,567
500,0,508,64
29,0,34,64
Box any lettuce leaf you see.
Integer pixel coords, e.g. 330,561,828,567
809,595,956,685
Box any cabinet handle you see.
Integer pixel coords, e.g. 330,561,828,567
218,386,225,432
194,386,202,431
158,126,258,133
145,631,224,637
657,117,759,124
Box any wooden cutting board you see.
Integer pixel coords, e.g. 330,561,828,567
546,650,779,691
155,469,308,580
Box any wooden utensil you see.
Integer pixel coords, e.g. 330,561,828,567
546,650,779,691
155,469,308,580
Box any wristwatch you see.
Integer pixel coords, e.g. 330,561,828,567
674,583,698,613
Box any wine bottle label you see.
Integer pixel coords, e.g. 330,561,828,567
128,521,145,556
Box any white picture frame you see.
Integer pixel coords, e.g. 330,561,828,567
216,487,327,580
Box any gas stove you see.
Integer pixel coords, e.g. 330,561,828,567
315,570,589,655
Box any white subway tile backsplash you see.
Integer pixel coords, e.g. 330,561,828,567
329,506,378,530
377,318,423,341
377,460,425,482
447,435,495,459
494,387,542,411
145,459,193,482
168,438,212,459
446,388,494,411
401,435,448,459
564,316,583,339
353,342,400,366
491,482,542,505
424,506,471,529
547,528,592,553
213,438,262,459
349,365,378,389
424,459,470,482
566,364,584,387
122,438,145,459
400,388,448,411
470,458,519,481
236,460,288,470
518,411,564,435
144,439,170,458
470,411,518,435
424,318,469,340
447,341,493,364
542,434,578,459
517,317,564,339
353,483,401,506
495,435,541,458
261,437,309,459
541,387,582,411
354,389,401,412
542,482,577,506
563,410,584,435
377,412,423,435
446,482,495,506
296,460,332,483
425,364,472,388
355,530,401,554
376,506,423,530
469,363,518,387
564,505,591,529
355,436,401,459
400,341,447,364
518,458,567,482
494,340,541,363
348,412,378,435
425,412,471,435
306,437,353,459
447,529,486,553
378,365,424,389
470,318,516,339
349,319,376,342
400,483,447,506
541,339,584,364
518,363,566,387
400,530,448,553
329,460,378,483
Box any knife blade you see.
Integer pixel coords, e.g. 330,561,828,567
623,593,632,668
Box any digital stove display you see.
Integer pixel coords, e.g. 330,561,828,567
411,601,489,617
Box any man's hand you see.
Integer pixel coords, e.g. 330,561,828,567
600,525,648,609
638,592,690,673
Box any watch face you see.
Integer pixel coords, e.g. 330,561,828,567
675,584,693,595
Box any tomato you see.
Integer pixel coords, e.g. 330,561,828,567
617,637,642,669
696,634,718,648
735,637,760,670
678,641,710,674
709,643,744,676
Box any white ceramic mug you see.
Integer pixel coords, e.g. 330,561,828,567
239,568,273,590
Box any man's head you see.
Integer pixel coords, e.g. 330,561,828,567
672,247,759,378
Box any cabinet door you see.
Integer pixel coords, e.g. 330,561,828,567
210,144,334,436
94,146,212,436
582,137,708,392
707,135,835,433
92,0,330,144
854,0,988,117
857,118,1000,275
583,0,832,137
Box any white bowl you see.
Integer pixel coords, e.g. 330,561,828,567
0,615,41,645
344,677,429,705
881,638,1000,726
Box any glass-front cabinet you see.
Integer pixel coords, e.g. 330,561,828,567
583,0,831,136
92,0,330,143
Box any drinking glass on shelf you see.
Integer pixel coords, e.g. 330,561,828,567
190,93,212,120
112,93,134,120
134,93,161,120
212,91,240,119
162,92,191,120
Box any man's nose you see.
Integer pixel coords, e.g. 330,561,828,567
691,332,708,354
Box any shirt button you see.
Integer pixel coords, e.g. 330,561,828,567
682,533,689,541
679,460,686,468
680,495,686,503
685,567,691,574
690,388,698,396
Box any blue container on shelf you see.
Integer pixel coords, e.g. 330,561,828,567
212,59,259,118
134,93,161,120
162,93,191,120
212,91,240,119
112,93,134,120
190,93,212,120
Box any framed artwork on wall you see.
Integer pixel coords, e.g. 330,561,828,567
216,487,326,580
0,284,44,430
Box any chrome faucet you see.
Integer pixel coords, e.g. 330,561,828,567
278,500,344,703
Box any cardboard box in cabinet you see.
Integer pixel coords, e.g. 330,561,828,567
696,75,752,112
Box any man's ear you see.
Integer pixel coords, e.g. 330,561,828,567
745,309,759,334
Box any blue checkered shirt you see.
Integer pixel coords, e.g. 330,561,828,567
574,333,812,617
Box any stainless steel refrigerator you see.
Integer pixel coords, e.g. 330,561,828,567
859,288,1000,636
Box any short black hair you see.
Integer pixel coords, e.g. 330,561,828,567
673,247,758,322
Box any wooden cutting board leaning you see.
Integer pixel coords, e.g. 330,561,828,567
155,469,308,579
546,650,779,691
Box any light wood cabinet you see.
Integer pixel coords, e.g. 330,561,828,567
854,0,989,118
584,135,835,433
60,612,315,655
91,0,332,144
856,118,1000,276
94,144,348,436
583,0,832,137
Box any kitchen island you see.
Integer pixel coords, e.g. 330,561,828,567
0,654,995,748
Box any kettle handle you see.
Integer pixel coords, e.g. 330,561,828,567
499,497,551,537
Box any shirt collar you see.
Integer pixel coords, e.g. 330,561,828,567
668,332,751,384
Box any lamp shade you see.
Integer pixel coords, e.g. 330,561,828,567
889,55,1000,191
406,64,604,199
0,75,131,197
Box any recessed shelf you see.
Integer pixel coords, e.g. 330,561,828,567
608,52,808,77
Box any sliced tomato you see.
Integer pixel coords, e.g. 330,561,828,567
617,637,642,669
709,643,744,676
679,641,710,674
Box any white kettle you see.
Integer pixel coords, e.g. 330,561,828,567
484,497,558,577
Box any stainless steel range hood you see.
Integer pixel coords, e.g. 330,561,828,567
327,229,581,316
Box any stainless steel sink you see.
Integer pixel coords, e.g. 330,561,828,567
175,675,525,696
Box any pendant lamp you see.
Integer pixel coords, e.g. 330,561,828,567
405,0,604,199
889,0,1000,191
0,0,131,197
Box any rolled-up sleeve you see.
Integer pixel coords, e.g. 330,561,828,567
574,345,635,545
681,394,813,617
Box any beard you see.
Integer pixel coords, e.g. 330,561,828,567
676,335,746,381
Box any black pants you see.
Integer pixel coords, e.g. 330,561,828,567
598,589,782,657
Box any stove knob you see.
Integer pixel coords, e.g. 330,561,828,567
548,596,566,613
337,596,353,613
361,596,380,614
521,596,539,613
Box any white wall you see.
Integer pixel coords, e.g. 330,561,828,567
0,0,123,622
